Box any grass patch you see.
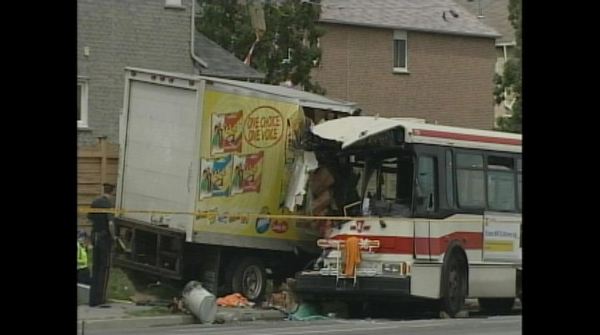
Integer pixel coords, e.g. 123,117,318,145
108,267,137,301
106,266,183,303
143,283,180,300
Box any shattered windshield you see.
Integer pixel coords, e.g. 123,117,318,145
351,155,414,218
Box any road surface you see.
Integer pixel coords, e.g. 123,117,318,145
83,314,521,335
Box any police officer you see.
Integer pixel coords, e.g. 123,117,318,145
87,183,116,307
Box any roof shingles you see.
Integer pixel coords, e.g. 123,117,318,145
454,0,515,43
319,0,500,38
194,32,265,80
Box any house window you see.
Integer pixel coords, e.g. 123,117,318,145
165,0,184,9
77,79,88,129
393,30,408,73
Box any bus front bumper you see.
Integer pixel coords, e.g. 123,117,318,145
294,272,411,300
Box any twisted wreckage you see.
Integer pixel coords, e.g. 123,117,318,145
114,68,521,317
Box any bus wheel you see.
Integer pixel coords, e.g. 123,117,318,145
478,298,515,315
440,251,467,318
231,257,266,302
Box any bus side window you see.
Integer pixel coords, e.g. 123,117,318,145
416,156,436,213
446,150,454,208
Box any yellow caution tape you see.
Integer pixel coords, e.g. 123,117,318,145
77,207,500,223
77,207,357,221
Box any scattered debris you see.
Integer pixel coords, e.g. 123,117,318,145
168,296,188,314
216,293,255,308
265,278,299,314
287,302,329,321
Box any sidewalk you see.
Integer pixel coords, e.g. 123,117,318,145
77,302,287,331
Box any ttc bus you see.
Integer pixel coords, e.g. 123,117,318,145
295,116,522,317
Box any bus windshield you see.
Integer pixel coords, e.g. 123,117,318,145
350,153,414,218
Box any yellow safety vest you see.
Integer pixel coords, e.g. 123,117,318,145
77,242,88,270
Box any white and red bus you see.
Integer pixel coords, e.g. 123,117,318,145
295,116,522,317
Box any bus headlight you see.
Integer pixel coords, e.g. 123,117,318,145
382,263,402,274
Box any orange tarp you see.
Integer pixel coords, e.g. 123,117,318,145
216,293,253,307
343,236,361,277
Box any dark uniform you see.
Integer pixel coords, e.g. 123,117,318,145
87,191,114,307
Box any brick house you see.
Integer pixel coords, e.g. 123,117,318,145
77,0,263,207
77,0,263,147
454,0,518,122
311,0,500,129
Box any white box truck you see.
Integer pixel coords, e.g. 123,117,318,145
113,67,358,300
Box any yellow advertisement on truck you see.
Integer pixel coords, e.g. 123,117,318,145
194,90,310,244
113,67,358,300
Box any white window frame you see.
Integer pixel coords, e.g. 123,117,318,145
77,78,89,129
164,0,185,9
393,30,408,73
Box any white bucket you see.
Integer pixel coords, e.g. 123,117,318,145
182,281,217,324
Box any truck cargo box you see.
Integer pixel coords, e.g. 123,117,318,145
113,67,359,292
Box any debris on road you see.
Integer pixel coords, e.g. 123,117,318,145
287,302,329,321
265,278,299,314
217,293,255,308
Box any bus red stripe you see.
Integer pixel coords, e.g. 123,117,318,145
413,129,521,146
332,232,483,255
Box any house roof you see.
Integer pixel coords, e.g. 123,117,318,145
319,0,500,39
194,32,265,80
454,0,516,44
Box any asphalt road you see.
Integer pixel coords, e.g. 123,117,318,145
82,315,521,335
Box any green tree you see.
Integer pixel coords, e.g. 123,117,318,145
196,0,325,94
494,0,521,133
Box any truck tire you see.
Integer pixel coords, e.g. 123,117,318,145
440,249,467,318
231,257,267,302
478,298,515,315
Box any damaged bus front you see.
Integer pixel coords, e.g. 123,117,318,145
296,117,522,318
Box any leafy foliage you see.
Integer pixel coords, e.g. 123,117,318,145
494,0,521,133
196,0,326,93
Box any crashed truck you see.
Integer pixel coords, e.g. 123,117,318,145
113,67,359,300
294,116,522,317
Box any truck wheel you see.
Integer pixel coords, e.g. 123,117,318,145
478,298,515,315
232,257,266,302
440,250,467,318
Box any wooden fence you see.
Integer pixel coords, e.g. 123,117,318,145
77,137,119,226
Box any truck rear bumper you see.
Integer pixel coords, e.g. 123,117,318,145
113,217,186,280
294,272,411,299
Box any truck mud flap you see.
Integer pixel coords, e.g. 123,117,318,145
114,217,185,280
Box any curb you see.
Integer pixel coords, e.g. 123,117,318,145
216,309,287,323
77,309,286,331
77,315,196,331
